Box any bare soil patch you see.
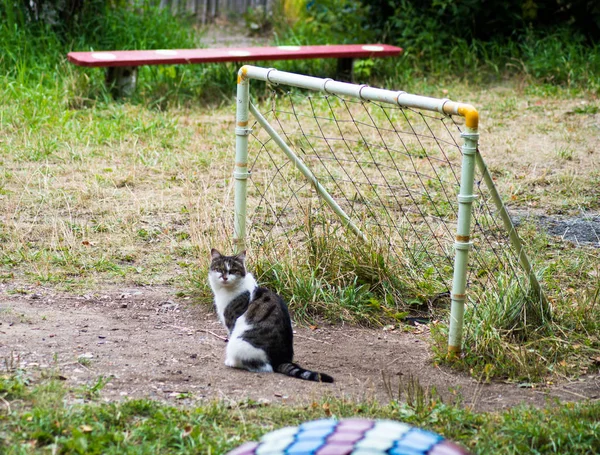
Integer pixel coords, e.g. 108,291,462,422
2,284,598,412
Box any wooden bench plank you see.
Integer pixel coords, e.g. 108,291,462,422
67,44,403,68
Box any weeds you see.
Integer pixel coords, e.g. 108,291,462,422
572,103,599,115
1,371,599,454
76,376,111,400
556,146,574,161
252,226,434,326
382,372,443,416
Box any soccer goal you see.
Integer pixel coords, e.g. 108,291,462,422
232,65,548,355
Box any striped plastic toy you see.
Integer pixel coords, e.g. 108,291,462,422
226,418,471,455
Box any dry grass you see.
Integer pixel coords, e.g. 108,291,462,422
1,103,235,294
5,77,599,381
465,85,600,212
1,80,599,314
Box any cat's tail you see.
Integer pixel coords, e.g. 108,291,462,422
276,362,334,383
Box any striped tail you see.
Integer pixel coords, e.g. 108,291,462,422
276,362,334,383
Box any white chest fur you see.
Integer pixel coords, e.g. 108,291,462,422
208,271,257,328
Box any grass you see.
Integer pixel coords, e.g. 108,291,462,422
1,41,599,381
1,4,600,450
1,371,600,454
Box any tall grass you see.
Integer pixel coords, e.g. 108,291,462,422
249,211,449,326
363,29,600,93
430,229,600,382
275,5,600,93
0,1,240,105
432,273,552,382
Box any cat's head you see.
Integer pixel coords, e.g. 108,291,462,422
208,248,247,288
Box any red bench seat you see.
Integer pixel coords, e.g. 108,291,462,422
67,44,402,68
67,44,403,97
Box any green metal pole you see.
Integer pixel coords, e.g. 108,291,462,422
233,69,251,253
448,126,479,356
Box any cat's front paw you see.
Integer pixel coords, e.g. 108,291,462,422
224,357,238,368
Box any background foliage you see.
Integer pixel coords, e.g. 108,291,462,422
1,0,599,95
369,0,600,43
277,0,600,90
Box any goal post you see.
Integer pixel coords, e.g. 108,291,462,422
233,65,547,355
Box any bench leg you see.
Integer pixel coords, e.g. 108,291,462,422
336,58,354,82
105,66,138,98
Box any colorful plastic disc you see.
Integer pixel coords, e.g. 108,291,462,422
226,418,472,455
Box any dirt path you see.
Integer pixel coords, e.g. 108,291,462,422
1,284,598,411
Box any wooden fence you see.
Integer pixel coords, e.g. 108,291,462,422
158,0,274,23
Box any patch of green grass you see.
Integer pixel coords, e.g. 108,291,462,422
572,103,599,115
432,287,555,382
252,224,437,326
430,220,600,382
555,146,574,161
74,375,112,401
1,373,599,454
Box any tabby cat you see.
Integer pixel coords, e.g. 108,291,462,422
208,249,334,383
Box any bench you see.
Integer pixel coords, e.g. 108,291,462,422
67,44,403,97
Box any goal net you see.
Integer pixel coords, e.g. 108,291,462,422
233,66,547,354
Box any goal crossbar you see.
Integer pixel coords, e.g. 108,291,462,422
233,65,546,355
238,65,479,129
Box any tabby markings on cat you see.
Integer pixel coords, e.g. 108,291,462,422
208,248,334,383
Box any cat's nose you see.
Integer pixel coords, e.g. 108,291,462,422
221,275,228,282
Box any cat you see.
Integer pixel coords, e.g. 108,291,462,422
208,248,334,383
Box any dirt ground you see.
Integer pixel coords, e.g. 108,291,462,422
1,283,598,412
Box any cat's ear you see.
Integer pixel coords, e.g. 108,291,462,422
236,250,247,262
210,248,221,260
